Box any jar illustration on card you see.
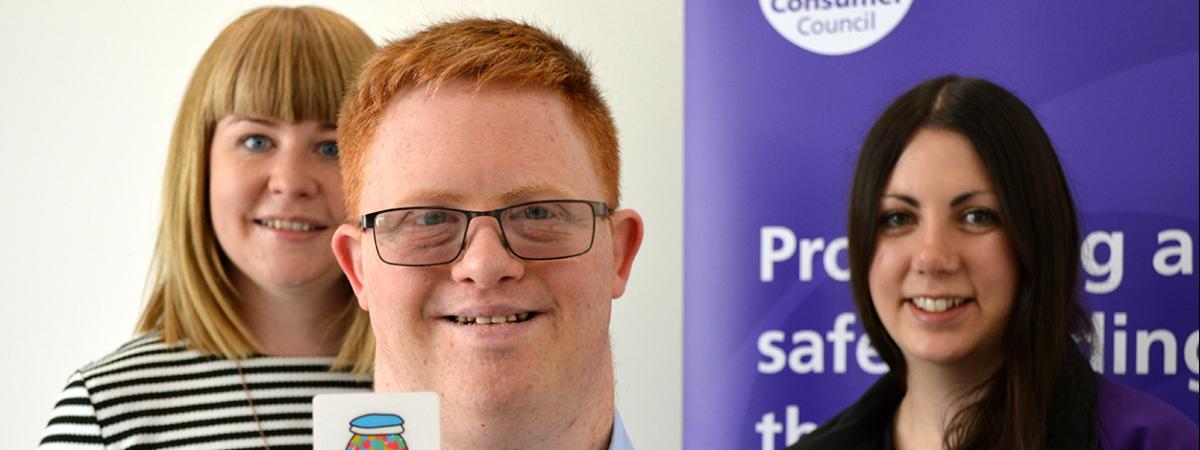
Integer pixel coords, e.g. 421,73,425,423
345,413,408,450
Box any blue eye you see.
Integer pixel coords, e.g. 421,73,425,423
416,211,449,226
319,141,339,160
241,135,271,152
521,206,553,220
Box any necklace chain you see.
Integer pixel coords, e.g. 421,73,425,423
236,360,272,450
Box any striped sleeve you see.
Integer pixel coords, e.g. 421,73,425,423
39,371,105,449
38,334,372,449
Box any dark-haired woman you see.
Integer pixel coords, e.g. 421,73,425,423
788,76,1198,450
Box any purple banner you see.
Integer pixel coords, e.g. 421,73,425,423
684,2,1199,448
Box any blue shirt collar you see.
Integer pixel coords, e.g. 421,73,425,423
608,411,634,450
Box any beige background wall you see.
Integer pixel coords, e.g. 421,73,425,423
0,1,682,448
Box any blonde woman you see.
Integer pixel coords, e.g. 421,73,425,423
39,7,376,449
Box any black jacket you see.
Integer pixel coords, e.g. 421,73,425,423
785,373,904,450
786,355,1097,450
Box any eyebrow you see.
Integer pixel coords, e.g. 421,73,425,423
950,190,986,207
882,193,919,207
499,182,576,204
394,190,466,206
227,116,276,126
390,182,577,209
882,190,989,208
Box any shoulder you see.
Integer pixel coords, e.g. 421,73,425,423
1094,375,1199,450
40,333,179,449
787,375,903,450
66,332,204,394
48,332,184,402
40,370,101,449
74,332,188,374
44,334,372,448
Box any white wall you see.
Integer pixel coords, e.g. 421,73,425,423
0,1,682,448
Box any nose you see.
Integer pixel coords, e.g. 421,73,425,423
450,217,525,289
912,223,961,276
267,141,319,199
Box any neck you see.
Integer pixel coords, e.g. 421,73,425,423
894,358,1000,450
375,354,616,450
232,271,349,357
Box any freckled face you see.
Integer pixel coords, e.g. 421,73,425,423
208,116,346,292
868,127,1019,372
344,84,631,410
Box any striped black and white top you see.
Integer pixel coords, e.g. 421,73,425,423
39,333,373,450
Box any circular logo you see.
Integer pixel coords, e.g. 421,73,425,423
760,0,913,56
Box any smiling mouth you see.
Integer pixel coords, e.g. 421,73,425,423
909,296,973,313
447,312,537,325
254,219,326,232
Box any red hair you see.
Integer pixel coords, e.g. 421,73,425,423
337,18,620,219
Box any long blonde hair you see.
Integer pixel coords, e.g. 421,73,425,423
137,6,376,373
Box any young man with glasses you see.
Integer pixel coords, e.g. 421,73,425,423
331,18,644,450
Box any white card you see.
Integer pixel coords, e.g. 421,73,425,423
313,392,441,450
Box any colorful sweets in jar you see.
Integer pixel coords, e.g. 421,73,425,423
346,413,408,450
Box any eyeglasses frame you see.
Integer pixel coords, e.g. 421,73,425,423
360,199,611,267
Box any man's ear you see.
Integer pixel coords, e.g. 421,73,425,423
608,208,644,299
332,223,369,311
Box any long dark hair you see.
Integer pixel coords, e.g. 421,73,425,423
847,76,1094,449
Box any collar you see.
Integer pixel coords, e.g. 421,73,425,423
608,411,634,450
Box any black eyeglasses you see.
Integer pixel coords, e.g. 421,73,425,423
361,200,610,266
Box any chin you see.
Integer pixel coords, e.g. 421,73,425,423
913,353,972,368
262,265,340,287
441,365,544,412
905,341,1002,372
